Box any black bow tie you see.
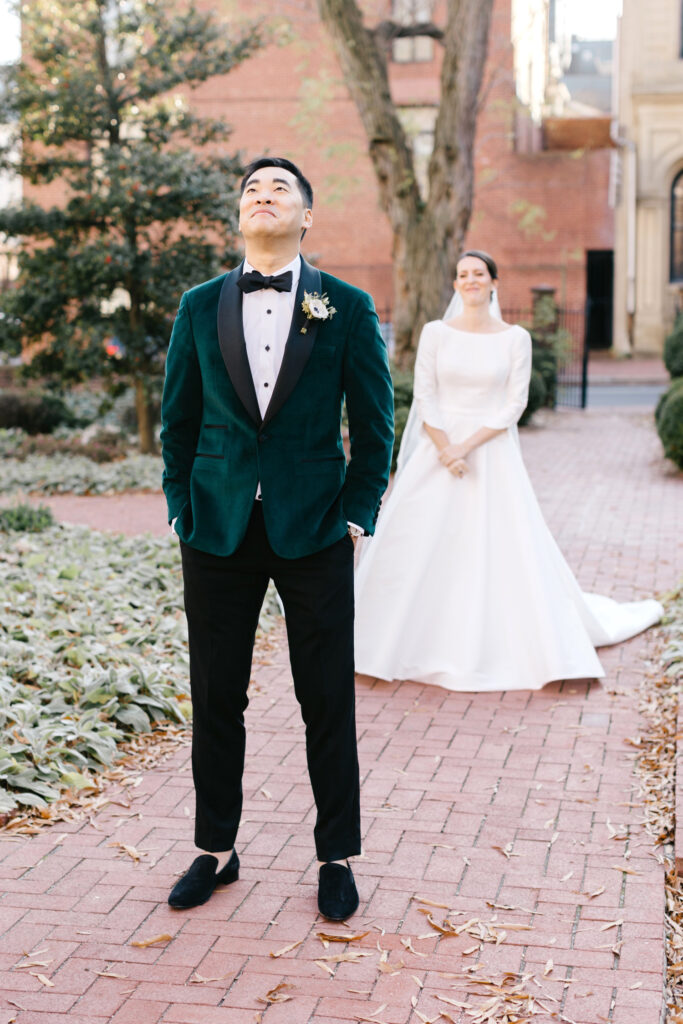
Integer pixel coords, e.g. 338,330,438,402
237,270,293,294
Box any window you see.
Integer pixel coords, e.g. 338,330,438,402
671,171,683,282
391,0,434,64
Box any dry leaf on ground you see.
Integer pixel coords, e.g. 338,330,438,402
269,939,303,958
130,933,172,948
256,981,295,1005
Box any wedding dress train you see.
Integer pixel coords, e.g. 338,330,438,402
353,321,662,692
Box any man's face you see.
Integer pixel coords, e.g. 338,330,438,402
238,166,312,244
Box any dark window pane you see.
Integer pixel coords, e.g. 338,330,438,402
672,172,683,282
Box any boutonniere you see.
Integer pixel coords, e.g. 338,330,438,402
300,291,337,334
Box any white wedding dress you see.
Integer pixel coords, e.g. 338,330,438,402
354,320,663,692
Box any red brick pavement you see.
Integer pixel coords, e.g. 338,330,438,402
1,408,680,1024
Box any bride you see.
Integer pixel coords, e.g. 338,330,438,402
354,250,662,692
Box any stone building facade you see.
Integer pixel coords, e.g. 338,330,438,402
612,0,683,354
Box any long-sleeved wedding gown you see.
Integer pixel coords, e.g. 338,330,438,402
354,321,662,692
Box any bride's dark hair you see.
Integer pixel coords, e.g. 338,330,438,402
456,249,498,281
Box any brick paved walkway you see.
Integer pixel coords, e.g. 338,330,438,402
1,408,681,1024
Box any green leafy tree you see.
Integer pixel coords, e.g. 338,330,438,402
0,0,261,452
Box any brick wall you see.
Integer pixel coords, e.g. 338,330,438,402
24,0,614,319
189,0,613,313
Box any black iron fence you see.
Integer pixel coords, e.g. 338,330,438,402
376,305,589,410
502,306,588,409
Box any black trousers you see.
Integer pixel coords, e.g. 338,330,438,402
179,502,361,862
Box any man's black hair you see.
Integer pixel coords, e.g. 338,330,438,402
240,157,314,209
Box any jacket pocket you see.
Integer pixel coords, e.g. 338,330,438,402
297,453,345,474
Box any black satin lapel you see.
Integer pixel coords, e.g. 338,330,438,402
262,260,321,427
216,263,261,426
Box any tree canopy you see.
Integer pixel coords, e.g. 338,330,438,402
0,0,261,450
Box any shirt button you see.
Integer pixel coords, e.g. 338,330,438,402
264,382,269,388
266,309,272,315
265,345,270,351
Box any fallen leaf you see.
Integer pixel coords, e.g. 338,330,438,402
599,919,623,932
269,939,303,958
94,970,128,979
435,994,473,1009
317,950,374,963
544,959,553,976
561,871,574,882
401,937,428,957
256,981,295,1005
425,913,457,936
317,931,369,943
30,973,54,987
190,971,232,983
492,843,519,859
611,864,642,875
108,841,145,862
131,933,173,948
412,896,451,910
260,788,272,800
377,958,404,975
454,917,480,935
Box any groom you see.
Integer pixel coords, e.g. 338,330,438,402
160,157,394,920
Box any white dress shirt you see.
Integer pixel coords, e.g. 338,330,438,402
242,255,362,535
242,254,301,419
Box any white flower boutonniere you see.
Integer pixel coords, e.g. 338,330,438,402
300,291,337,334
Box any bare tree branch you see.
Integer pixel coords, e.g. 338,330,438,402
372,20,444,45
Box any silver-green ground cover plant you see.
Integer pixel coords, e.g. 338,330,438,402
0,525,280,815
0,451,163,495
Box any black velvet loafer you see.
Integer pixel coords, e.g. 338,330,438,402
168,850,239,909
317,861,359,921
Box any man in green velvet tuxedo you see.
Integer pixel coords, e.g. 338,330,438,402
160,157,394,920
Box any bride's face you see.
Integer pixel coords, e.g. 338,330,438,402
454,256,497,308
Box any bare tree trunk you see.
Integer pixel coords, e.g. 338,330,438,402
134,377,156,455
317,0,494,366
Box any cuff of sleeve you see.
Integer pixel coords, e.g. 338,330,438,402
347,521,364,538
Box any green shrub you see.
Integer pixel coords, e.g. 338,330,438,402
655,378,683,427
0,389,76,434
390,365,414,472
391,404,411,472
656,381,683,469
519,368,547,427
530,335,558,409
664,317,683,379
0,503,55,532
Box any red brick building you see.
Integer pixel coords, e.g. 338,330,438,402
190,0,613,328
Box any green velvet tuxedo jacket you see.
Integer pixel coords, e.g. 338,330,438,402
160,258,394,558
